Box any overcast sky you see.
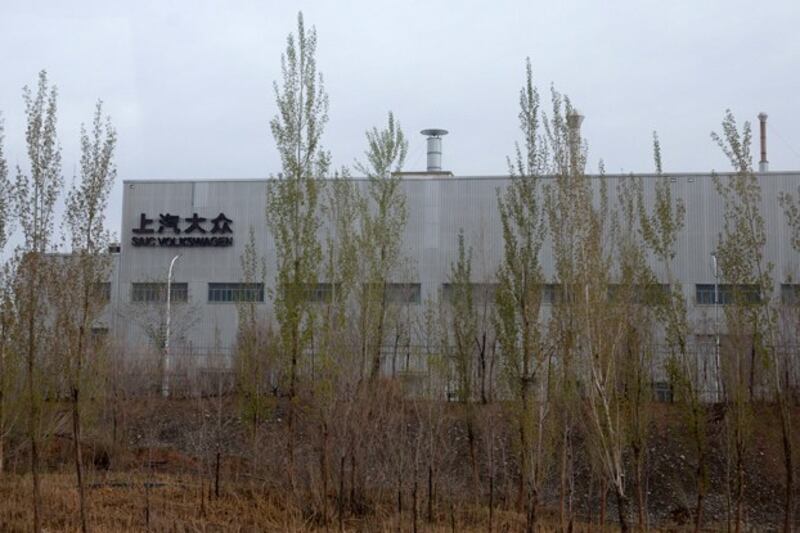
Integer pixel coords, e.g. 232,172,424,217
1,0,799,237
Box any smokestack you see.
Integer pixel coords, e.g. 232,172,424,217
566,110,584,136
421,129,448,172
566,110,584,169
758,112,769,172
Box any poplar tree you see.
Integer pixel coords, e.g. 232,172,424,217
235,228,272,470
0,114,15,476
266,11,329,490
56,100,117,533
711,110,777,533
777,188,800,533
13,69,63,533
616,174,658,530
315,168,360,524
494,58,549,531
444,229,480,501
543,87,585,531
639,134,708,531
354,112,408,381
0,115,10,247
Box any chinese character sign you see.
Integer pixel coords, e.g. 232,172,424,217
131,212,234,247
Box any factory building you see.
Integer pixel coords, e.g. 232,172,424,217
101,115,800,393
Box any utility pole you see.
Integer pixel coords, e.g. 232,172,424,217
711,252,722,402
163,253,181,398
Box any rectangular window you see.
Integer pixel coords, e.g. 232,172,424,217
208,283,264,303
131,282,188,303
542,283,558,305
607,283,670,305
652,381,673,403
281,283,342,303
304,283,339,303
441,282,498,305
93,282,111,304
385,283,421,304
91,326,109,338
542,284,580,305
695,284,760,305
781,284,800,305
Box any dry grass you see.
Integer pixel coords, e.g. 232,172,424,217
0,470,562,532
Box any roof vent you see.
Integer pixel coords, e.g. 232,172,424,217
421,129,448,172
758,112,769,173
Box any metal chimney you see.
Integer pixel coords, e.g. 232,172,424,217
421,129,448,172
566,110,584,169
566,110,584,141
758,112,769,172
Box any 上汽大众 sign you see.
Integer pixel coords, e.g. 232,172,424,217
131,212,233,248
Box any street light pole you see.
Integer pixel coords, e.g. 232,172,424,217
711,252,722,402
162,253,181,398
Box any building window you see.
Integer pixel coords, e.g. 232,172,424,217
279,283,342,303
781,284,800,305
652,381,673,402
607,283,670,305
542,284,558,305
304,283,340,303
541,284,581,305
131,282,188,303
93,282,111,304
385,283,421,304
208,283,264,303
696,284,761,305
441,282,498,305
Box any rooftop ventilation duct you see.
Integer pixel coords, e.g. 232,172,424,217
758,112,769,173
421,129,448,172
566,110,584,170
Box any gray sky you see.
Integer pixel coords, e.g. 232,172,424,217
1,0,799,237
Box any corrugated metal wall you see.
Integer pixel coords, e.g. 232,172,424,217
111,172,800,358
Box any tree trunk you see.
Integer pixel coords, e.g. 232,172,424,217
412,475,418,533
560,427,569,530
488,462,494,533
735,446,744,533
349,452,357,514
214,449,220,499
397,476,403,532
525,488,538,533
782,419,793,533
427,463,434,523
320,421,329,524
600,478,607,528
72,387,88,533
616,488,629,533
287,324,298,493
338,455,345,532
371,282,387,380
467,416,480,505
517,418,528,513
0,334,5,476
633,444,645,530
27,307,42,533
477,333,487,405
144,477,151,530
0,389,4,475
778,367,794,533
694,454,706,533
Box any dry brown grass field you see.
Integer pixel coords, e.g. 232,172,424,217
0,396,795,532
0,471,558,532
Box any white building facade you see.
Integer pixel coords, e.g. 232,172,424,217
103,171,800,393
